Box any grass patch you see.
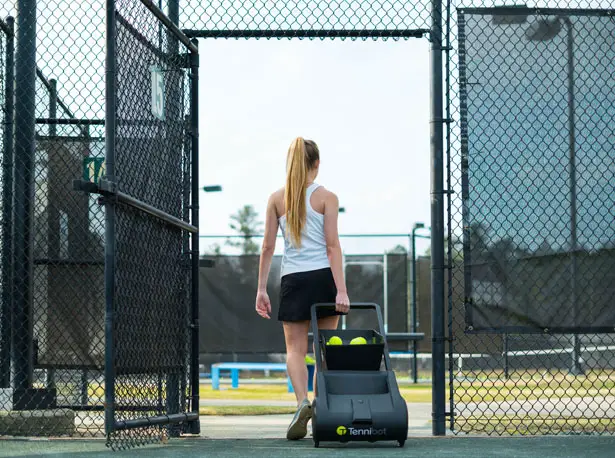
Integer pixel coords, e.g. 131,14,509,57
199,406,296,416
48,369,615,411
455,415,615,435
198,383,434,403
455,371,615,403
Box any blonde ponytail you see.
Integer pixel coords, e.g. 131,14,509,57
285,137,308,247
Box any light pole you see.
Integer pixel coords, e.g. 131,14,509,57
526,16,583,376
493,10,583,374
202,185,222,193
411,222,430,383
200,185,222,265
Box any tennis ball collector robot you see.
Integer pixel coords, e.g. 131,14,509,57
310,303,408,448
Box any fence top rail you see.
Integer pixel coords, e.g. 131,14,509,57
139,0,198,53
0,16,13,36
459,6,615,17
182,28,430,40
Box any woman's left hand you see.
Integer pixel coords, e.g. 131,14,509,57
255,290,272,319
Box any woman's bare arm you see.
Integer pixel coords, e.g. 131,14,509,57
323,191,347,295
257,192,279,293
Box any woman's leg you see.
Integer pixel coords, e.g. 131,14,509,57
312,314,340,395
283,320,310,405
283,320,313,440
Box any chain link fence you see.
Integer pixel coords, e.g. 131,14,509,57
0,0,614,446
0,0,199,449
0,0,108,436
199,250,410,355
100,0,200,450
448,4,615,435
178,0,432,39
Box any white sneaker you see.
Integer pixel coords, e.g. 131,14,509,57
286,398,312,440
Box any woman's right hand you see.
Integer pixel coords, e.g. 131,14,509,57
335,291,350,314
255,290,271,319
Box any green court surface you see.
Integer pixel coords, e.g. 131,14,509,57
1,436,614,457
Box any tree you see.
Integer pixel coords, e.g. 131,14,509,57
422,233,464,262
226,204,264,255
389,244,408,254
202,243,222,256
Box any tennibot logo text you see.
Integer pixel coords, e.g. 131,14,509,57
336,425,387,436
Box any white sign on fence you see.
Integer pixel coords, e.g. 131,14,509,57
151,66,165,121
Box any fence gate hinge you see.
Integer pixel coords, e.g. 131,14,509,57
432,189,455,196
431,117,453,124
179,53,191,68
430,44,453,52
431,336,452,343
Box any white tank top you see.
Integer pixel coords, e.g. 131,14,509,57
278,183,331,277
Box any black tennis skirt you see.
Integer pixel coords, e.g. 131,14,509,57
278,267,338,322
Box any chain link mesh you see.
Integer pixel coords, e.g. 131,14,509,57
1,0,614,444
179,0,432,38
199,251,409,353
105,0,195,450
447,3,615,435
0,0,107,436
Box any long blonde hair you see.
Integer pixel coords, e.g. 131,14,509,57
284,137,320,247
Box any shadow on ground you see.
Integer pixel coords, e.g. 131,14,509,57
1,436,615,458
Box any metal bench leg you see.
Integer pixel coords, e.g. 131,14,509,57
307,365,314,392
231,369,239,389
212,367,220,390
287,373,294,393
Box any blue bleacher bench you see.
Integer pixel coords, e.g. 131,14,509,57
210,362,314,393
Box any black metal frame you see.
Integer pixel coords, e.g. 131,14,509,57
0,16,14,390
183,29,430,39
180,2,447,436
12,0,38,399
99,0,200,439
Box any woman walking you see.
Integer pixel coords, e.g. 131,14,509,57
255,137,350,440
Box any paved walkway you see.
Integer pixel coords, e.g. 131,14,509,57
1,436,615,457
199,401,433,438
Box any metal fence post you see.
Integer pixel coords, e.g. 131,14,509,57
46,78,57,390
430,0,446,437
0,16,15,390
104,0,117,437
187,37,200,436
411,230,418,384
503,333,509,380
49,78,57,136
168,0,179,32
13,0,38,395
165,0,182,436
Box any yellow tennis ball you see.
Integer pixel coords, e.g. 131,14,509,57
350,337,367,345
327,336,343,345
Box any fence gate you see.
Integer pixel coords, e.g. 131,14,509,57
447,5,615,435
79,0,200,449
